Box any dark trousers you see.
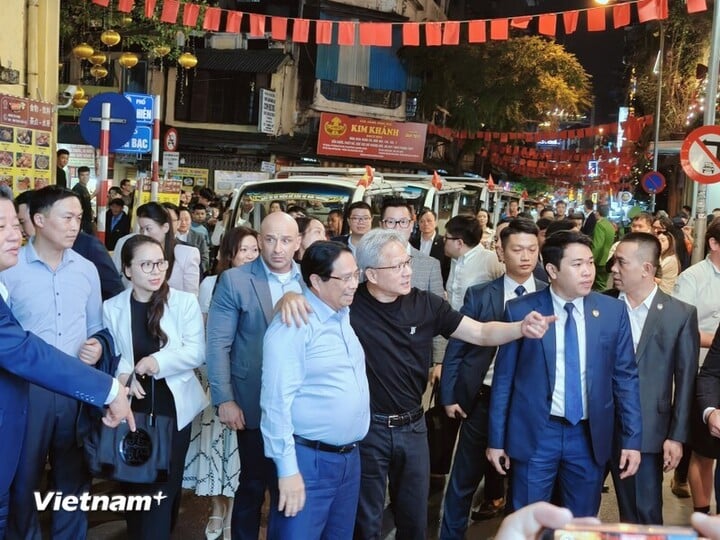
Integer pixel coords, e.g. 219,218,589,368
440,392,493,540
510,418,603,518
7,385,89,540
269,444,361,540
0,490,8,540
232,429,277,540
123,423,192,540
611,451,663,524
355,416,429,540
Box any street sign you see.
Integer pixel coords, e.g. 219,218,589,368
116,125,152,154
640,171,666,194
162,151,180,171
680,125,720,184
78,93,137,150
164,128,178,152
124,93,154,125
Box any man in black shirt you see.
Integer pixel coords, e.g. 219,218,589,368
280,229,553,539
56,149,68,188
71,166,94,234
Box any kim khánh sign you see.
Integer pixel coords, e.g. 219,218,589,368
316,113,427,163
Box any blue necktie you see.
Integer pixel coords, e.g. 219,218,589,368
563,303,583,425
514,285,526,297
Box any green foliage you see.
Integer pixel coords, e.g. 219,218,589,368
627,4,712,138
60,0,209,61
401,35,592,132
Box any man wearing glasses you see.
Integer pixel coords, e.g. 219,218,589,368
261,241,369,539
332,201,372,257
278,229,553,539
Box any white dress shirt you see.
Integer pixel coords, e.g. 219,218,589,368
549,287,588,420
447,244,504,310
419,234,435,256
483,275,537,386
618,286,658,353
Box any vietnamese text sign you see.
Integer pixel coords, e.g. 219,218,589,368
0,94,53,195
258,89,276,135
317,113,427,163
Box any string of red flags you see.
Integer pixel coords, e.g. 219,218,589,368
92,0,706,48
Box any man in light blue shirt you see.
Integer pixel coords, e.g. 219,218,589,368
0,186,104,540
261,241,369,539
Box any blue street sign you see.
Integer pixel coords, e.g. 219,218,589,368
79,93,137,151
124,93,154,125
116,125,152,154
640,171,667,194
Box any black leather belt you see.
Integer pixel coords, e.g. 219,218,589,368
371,406,424,428
549,415,588,426
293,435,358,454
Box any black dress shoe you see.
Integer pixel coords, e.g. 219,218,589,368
471,499,505,521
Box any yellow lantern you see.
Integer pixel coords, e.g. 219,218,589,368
119,15,133,27
178,52,198,70
90,65,108,79
74,87,85,100
153,45,172,58
73,96,89,109
72,42,94,60
100,29,121,47
89,52,107,65
118,52,139,69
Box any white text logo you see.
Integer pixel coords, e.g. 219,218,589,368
34,491,167,512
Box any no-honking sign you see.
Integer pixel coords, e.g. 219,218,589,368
680,125,720,184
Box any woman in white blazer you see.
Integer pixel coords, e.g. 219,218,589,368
103,234,207,540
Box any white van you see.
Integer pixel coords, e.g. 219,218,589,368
225,167,472,233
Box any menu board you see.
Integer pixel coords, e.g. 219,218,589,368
0,94,53,195
137,176,183,206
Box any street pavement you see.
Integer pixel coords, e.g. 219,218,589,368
79,470,696,539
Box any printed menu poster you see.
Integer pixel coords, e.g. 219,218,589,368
0,94,53,195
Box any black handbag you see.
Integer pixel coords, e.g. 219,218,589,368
426,381,460,475
84,373,175,484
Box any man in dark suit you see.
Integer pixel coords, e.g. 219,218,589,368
0,193,132,539
411,207,450,286
331,201,372,257
104,198,130,251
606,232,698,524
440,218,547,539
207,212,302,540
55,149,68,189
488,230,642,517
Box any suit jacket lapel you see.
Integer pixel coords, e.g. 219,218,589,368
635,289,666,363
250,260,274,324
582,294,601,397
489,279,504,318
537,288,557,390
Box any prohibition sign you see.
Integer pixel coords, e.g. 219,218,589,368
680,125,720,184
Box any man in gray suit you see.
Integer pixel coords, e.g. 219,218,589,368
207,212,302,540
176,206,210,273
608,232,699,524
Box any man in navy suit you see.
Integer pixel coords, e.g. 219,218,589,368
487,230,642,517
440,218,547,539
0,192,133,539
207,211,303,540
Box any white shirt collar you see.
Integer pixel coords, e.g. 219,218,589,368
618,284,658,311
549,285,584,316
0,281,8,302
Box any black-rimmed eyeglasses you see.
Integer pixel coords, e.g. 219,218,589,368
136,260,169,274
368,257,413,273
328,270,362,283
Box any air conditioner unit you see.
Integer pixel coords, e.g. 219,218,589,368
206,32,244,50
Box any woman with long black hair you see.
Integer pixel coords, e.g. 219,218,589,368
103,234,206,539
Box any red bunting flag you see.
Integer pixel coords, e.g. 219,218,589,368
316,20,332,45
145,0,156,18
687,0,707,13
468,20,486,43
160,0,179,24
338,21,355,45
637,0,668,22
431,171,443,190
538,14,556,36
117,0,134,12
442,21,459,45
490,18,508,40
182,3,200,27
587,7,606,31
249,14,266,37
91,0,109,7
613,3,631,28
403,23,420,46
225,11,242,33
425,22,442,46
563,11,579,34
359,23,392,47
271,17,288,40
510,16,532,29
202,7,221,31
487,173,496,190
293,19,310,43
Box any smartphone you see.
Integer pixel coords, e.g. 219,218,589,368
540,523,699,540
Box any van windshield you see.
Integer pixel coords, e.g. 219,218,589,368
234,181,355,228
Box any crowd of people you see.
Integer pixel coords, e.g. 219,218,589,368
3,178,720,540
